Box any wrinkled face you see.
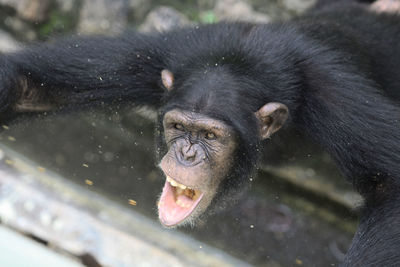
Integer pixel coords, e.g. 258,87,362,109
158,109,237,227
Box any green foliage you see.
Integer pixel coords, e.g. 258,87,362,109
37,10,77,39
155,0,216,23
199,10,217,24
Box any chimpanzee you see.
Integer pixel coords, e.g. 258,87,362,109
0,0,399,265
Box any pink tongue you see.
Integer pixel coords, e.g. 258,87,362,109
159,181,196,226
177,194,193,206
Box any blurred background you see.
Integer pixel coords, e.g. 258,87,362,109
0,0,362,266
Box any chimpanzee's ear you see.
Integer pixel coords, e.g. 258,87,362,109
255,102,288,139
161,69,174,91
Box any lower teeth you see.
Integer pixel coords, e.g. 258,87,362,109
185,189,194,198
174,187,194,198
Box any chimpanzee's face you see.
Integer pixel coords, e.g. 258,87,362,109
158,109,237,227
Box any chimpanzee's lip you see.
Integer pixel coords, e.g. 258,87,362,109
158,175,204,227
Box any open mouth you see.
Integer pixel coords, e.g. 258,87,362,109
158,175,204,227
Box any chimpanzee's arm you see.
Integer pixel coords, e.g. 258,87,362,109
0,33,170,120
343,195,400,266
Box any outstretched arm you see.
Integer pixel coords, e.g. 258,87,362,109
0,33,171,120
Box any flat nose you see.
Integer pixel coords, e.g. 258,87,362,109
180,144,197,163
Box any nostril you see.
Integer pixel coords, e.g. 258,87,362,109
184,151,196,162
180,145,197,163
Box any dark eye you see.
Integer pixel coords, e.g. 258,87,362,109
205,132,216,140
174,123,184,130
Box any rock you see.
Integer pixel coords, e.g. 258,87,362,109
281,0,316,14
214,0,271,23
128,0,153,24
371,0,400,14
3,16,37,41
0,0,51,22
78,0,129,35
0,30,20,53
139,6,192,33
55,0,79,13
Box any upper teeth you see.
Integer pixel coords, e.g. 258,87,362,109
166,176,187,189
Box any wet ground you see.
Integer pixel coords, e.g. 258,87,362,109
0,108,358,266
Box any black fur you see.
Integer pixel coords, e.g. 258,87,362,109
0,1,399,265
